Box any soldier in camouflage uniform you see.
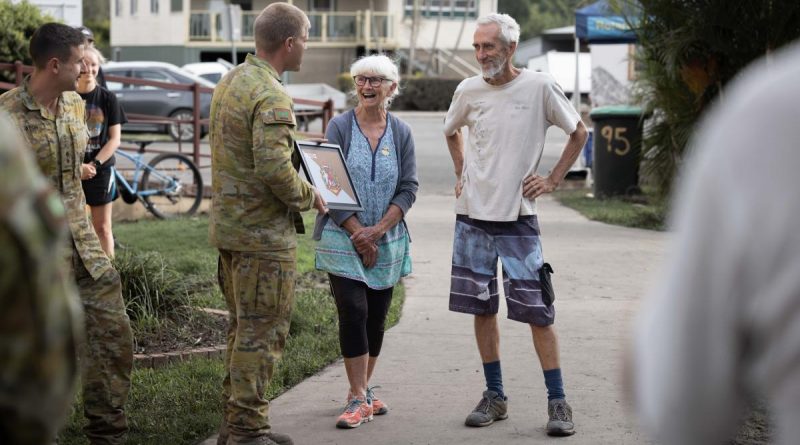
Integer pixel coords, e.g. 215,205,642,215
0,111,85,445
208,4,326,445
0,23,134,445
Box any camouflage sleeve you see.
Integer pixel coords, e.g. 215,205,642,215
253,103,315,212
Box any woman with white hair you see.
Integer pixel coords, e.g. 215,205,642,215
313,54,418,429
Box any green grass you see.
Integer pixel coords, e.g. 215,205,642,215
58,214,405,444
553,188,668,231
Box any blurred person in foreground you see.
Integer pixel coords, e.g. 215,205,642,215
634,41,800,445
312,54,417,429
0,111,84,445
208,3,326,445
0,23,134,445
443,13,587,437
78,45,127,258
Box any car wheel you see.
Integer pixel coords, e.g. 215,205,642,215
168,109,195,142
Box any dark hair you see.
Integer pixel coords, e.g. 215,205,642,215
254,3,309,53
29,23,86,69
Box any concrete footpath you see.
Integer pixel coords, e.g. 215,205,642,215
204,192,667,445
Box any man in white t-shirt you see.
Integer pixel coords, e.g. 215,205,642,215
443,13,587,437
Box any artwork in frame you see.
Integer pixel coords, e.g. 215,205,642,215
295,140,363,211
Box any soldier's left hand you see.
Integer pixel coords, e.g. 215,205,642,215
523,174,557,198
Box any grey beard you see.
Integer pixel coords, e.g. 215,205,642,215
481,58,506,79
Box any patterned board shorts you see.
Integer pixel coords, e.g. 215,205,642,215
448,214,555,326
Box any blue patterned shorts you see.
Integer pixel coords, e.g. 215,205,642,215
448,214,555,326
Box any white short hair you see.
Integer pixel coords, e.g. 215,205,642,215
350,54,401,107
477,13,520,46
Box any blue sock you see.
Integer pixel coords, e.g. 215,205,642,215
543,368,565,401
483,360,504,398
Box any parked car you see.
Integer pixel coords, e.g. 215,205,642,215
104,61,215,141
182,60,233,84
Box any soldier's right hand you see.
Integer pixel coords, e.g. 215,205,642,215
313,187,328,214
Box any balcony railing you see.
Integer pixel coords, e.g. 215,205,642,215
188,10,393,46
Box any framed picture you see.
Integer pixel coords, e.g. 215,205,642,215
295,140,363,211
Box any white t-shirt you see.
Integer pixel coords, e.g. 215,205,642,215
443,69,580,221
635,42,800,445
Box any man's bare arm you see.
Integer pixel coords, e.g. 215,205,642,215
446,128,465,197
523,121,588,198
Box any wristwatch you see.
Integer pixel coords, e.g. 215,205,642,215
93,159,102,169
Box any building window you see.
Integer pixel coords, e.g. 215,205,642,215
115,0,122,16
130,0,137,15
308,0,334,11
151,0,158,13
404,0,478,18
171,0,182,12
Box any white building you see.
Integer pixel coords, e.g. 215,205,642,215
109,0,495,83
13,0,83,26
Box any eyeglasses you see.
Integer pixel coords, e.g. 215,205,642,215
353,75,389,87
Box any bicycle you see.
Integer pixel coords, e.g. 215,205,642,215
112,141,204,219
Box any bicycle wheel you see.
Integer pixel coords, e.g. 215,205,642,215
140,153,203,219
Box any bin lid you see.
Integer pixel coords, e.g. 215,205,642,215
590,105,643,119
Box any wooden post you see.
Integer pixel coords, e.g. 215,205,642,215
15,61,24,85
322,99,333,133
192,83,201,166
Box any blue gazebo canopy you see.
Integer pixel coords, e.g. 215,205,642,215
575,0,637,44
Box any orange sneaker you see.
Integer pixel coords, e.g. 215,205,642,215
367,386,389,415
336,397,373,429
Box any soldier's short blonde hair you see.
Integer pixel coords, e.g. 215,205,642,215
350,54,401,108
254,3,310,53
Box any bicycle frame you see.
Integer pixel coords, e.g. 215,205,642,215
114,150,181,199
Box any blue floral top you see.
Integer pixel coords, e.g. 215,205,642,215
315,115,412,289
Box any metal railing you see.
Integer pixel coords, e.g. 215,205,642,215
188,10,393,46
1,61,334,168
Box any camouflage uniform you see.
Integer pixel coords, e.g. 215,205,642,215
0,80,134,445
0,112,84,445
209,54,315,442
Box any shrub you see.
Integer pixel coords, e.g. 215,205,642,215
0,0,52,83
113,250,191,328
392,77,462,111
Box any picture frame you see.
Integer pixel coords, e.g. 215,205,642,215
295,140,363,212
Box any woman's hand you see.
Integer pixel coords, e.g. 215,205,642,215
359,243,378,269
81,163,96,180
350,226,384,253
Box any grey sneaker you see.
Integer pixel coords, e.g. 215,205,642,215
546,399,575,436
464,390,508,427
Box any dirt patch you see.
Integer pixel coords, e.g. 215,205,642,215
131,271,332,356
132,309,228,356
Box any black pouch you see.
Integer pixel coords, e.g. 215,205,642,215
539,262,555,306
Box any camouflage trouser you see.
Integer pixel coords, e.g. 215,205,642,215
72,249,134,445
217,249,296,440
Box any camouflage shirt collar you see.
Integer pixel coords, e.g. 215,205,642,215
245,54,282,83
20,76,62,120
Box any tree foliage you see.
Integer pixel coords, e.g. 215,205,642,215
498,0,590,40
630,0,800,196
0,0,52,82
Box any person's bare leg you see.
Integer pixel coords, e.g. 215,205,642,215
366,356,378,382
90,203,114,258
530,325,560,370
475,314,500,362
343,354,368,399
